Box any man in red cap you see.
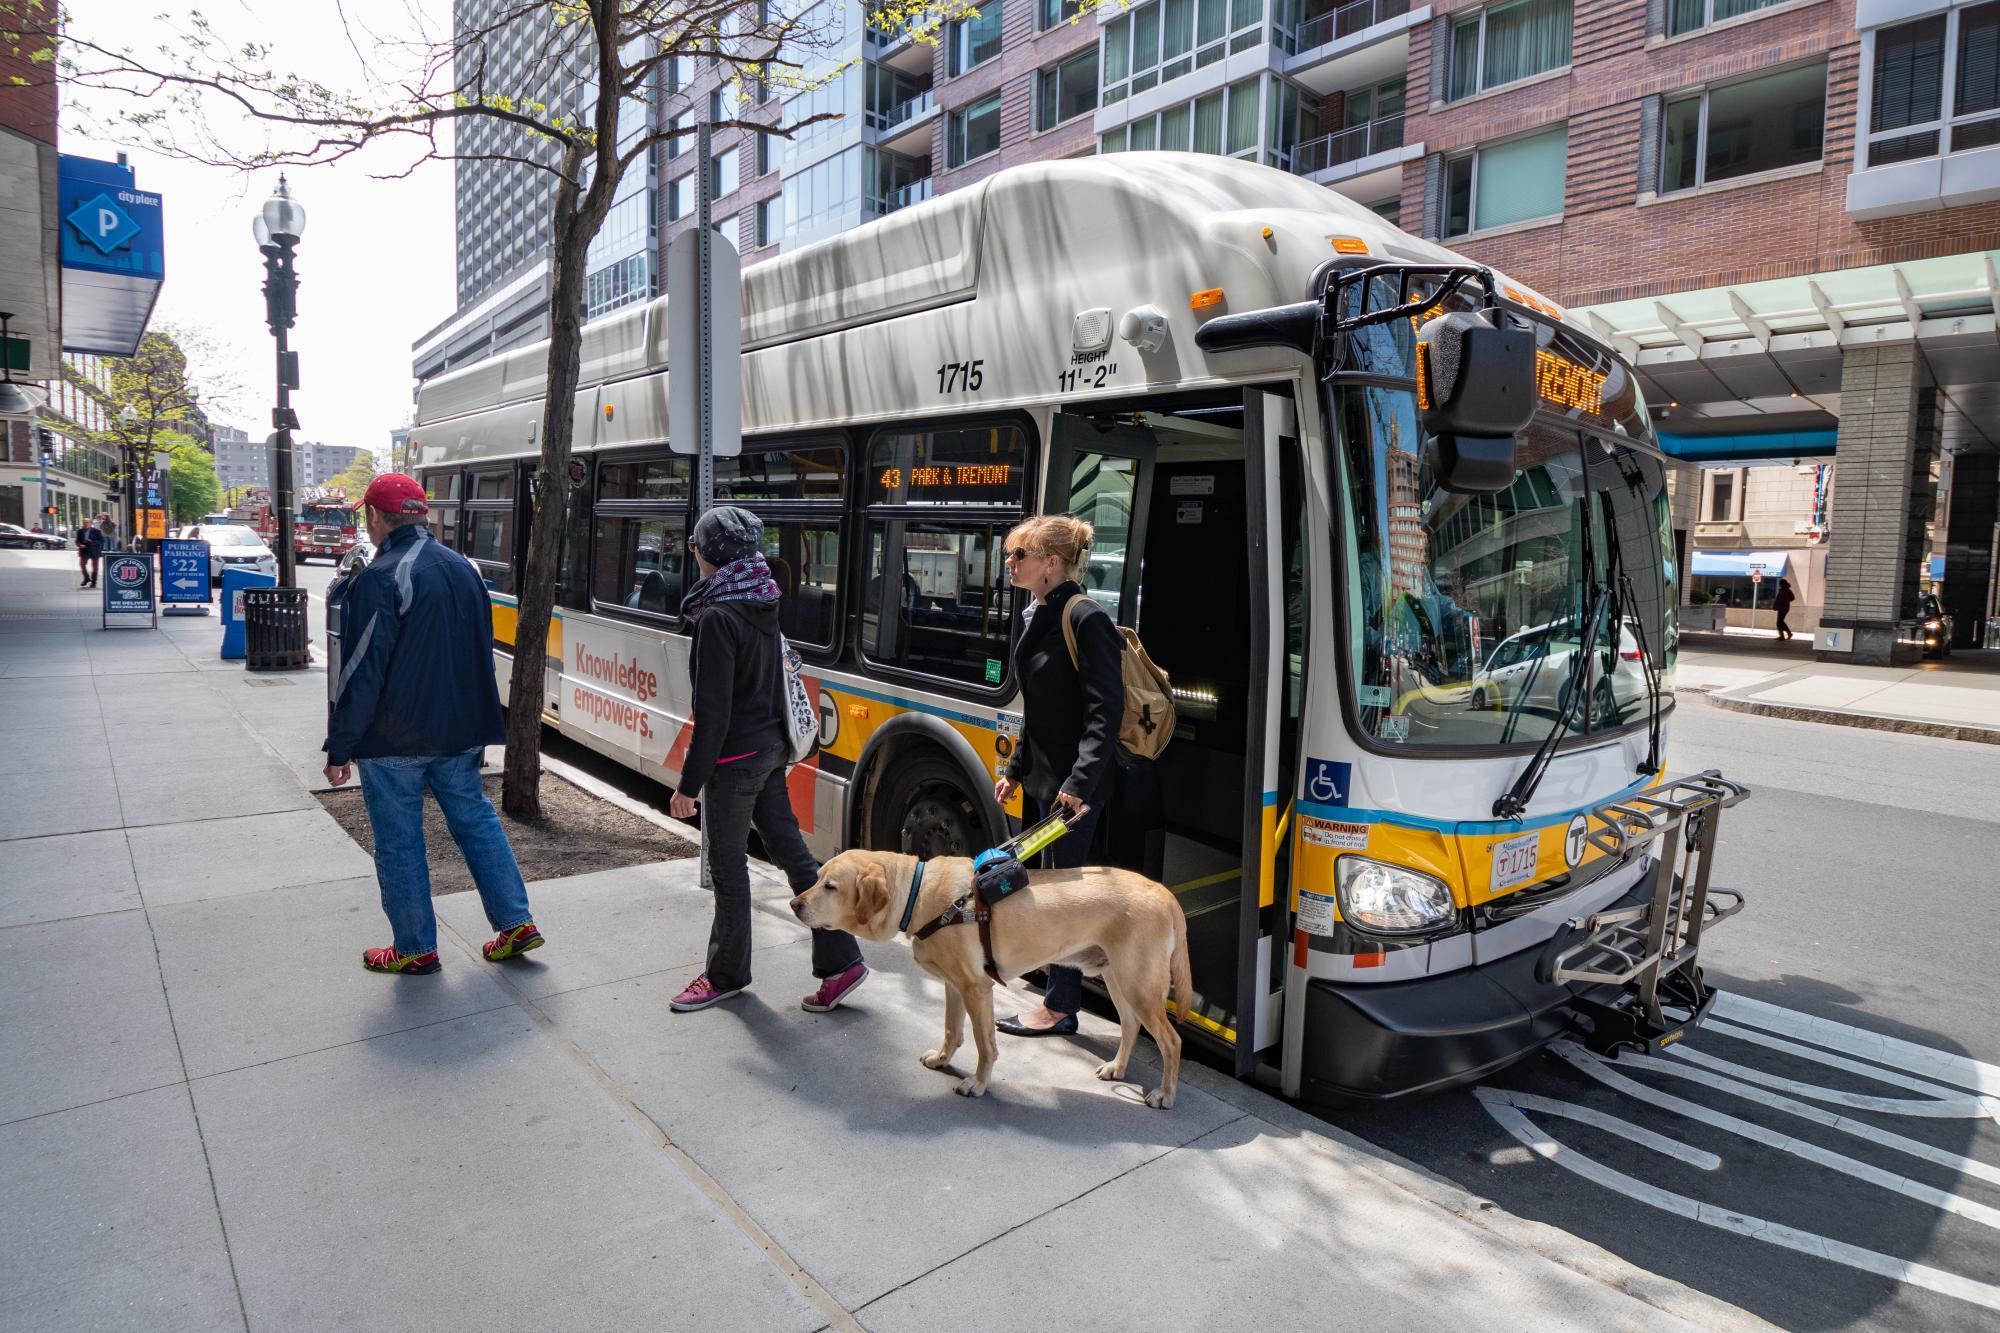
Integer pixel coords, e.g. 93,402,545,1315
323,473,545,974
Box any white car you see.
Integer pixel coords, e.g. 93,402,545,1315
1470,619,1651,719
176,524,279,585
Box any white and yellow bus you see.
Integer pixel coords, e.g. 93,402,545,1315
409,153,1745,1103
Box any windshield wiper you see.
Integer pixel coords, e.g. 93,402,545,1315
1494,584,1610,818
1607,452,1664,775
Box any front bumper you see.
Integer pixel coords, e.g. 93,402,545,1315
1299,878,1653,1105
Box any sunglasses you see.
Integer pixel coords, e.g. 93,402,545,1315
1005,548,1038,562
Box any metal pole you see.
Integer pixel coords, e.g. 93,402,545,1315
268,239,298,590
37,438,49,533
695,119,714,515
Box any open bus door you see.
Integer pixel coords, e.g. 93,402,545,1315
1046,392,1301,1077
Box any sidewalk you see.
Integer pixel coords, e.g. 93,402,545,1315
1677,631,2000,743
0,550,1768,1332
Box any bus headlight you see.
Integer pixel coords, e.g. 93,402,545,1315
1335,857,1457,934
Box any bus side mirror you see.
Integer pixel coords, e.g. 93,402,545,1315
1417,310,1535,494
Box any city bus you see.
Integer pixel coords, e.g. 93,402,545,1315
407,154,1746,1104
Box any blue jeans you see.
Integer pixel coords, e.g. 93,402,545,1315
356,748,533,956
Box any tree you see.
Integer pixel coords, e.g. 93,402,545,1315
59,327,235,542
14,0,988,819
327,449,379,498
165,433,221,523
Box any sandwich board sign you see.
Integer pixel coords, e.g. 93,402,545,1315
159,538,211,615
102,552,156,628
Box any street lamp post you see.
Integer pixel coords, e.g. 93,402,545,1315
254,175,307,590
117,405,140,550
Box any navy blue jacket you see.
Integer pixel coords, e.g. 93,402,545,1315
323,523,506,766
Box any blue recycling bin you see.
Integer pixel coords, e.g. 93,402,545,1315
220,567,277,660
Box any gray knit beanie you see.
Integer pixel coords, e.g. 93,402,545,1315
691,504,763,566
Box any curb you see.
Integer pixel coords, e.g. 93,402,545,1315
1694,689,2000,745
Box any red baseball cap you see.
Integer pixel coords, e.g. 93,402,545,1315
362,473,429,515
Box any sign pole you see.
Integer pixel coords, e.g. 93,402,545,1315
695,119,714,517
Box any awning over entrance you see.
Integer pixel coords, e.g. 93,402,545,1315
57,154,163,357
1690,550,1792,577
1575,253,2000,453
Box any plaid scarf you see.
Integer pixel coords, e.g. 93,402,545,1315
681,551,780,622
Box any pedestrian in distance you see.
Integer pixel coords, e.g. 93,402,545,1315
321,473,545,976
992,514,1125,1039
667,505,869,1015
1773,577,1796,642
97,513,118,553
75,516,102,587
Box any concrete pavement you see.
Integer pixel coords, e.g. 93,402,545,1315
0,550,1768,1332
1676,631,2000,742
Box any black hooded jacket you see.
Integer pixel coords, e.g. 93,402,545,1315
1003,580,1125,806
677,596,786,799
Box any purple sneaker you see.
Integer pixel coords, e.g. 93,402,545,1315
670,973,742,1013
802,962,868,1013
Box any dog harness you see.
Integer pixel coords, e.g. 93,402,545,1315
904,862,1005,984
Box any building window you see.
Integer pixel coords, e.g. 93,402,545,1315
712,147,740,197
1101,0,1260,106
1710,471,1735,522
1660,62,1826,193
1668,0,1787,36
948,92,1003,167
1037,48,1099,130
669,172,695,220
756,196,780,247
1443,124,1567,237
948,3,1004,76
1448,0,1572,102
757,132,773,176
1866,4,2000,167
1038,0,1085,29
667,109,692,159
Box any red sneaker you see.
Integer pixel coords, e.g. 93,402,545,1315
670,973,742,1012
362,945,440,975
482,922,544,961
801,962,869,1013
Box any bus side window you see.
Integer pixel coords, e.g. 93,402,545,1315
591,455,690,621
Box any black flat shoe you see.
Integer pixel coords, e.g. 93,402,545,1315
996,1014,1079,1037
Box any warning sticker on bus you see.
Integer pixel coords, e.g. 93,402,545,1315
1301,816,1369,851
1297,890,1337,937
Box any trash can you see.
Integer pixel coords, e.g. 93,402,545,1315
220,567,277,660
243,587,311,671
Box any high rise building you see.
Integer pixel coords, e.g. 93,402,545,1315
212,423,268,494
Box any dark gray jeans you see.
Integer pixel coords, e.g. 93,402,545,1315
702,752,861,992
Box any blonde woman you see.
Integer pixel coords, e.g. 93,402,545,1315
991,515,1125,1038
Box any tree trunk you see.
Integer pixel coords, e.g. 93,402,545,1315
500,187,593,821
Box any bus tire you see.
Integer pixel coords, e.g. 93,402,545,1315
870,754,982,859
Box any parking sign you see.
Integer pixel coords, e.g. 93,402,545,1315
159,538,211,608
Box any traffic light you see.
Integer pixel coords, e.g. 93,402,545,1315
42,505,57,518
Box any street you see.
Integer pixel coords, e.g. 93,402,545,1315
1330,694,2000,1333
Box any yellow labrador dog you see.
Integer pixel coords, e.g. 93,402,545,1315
792,849,1192,1108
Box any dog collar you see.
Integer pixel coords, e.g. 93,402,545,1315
897,860,926,935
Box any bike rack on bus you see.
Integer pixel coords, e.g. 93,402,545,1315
1541,770,1750,1055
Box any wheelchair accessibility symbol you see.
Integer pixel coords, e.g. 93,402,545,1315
1302,758,1351,807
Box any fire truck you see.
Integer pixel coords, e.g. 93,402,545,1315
229,485,362,564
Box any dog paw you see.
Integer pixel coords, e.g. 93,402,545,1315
1094,1060,1126,1082
953,1077,987,1098
1145,1086,1176,1110
920,1049,952,1071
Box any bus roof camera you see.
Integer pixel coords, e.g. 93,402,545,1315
1117,305,1169,354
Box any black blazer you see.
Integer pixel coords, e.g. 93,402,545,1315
1004,581,1125,806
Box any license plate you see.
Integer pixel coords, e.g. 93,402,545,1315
1490,831,1541,894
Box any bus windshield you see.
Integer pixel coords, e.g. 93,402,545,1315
1328,383,1677,751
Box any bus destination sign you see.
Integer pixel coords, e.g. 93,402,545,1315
869,462,1018,506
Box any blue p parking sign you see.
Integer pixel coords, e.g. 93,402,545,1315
159,538,211,612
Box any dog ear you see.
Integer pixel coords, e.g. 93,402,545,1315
857,864,892,929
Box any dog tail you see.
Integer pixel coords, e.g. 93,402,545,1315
1170,904,1194,1028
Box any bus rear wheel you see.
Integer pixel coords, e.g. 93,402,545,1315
870,754,981,859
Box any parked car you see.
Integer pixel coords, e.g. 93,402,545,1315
0,521,68,551
1470,618,1651,720
175,524,278,585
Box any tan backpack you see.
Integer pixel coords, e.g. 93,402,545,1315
1062,596,1176,761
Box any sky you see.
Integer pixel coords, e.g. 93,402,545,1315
62,0,463,461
